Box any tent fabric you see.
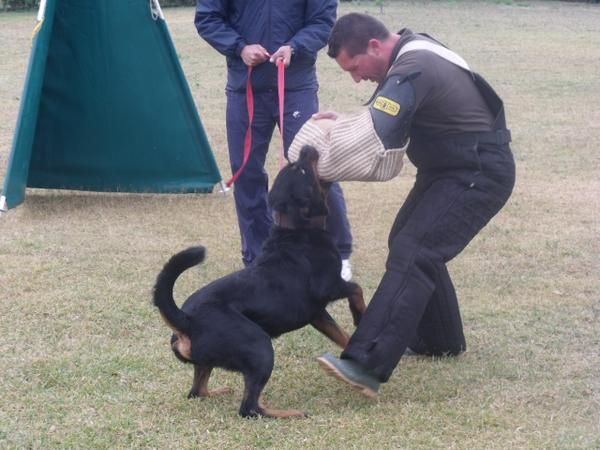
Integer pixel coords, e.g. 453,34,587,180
1,0,221,211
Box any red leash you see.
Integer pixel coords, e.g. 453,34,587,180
226,66,255,188
277,58,286,169
226,60,286,187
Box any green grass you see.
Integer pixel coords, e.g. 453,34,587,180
1,1,599,448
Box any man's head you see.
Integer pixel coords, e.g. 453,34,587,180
327,13,397,84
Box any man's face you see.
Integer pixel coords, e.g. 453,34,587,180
335,44,387,84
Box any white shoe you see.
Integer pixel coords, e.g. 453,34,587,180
341,259,352,281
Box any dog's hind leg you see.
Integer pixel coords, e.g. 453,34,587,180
188,365,233,399
345,282,366,326
310,310,350,348
240,372,307,419
238,335,306,418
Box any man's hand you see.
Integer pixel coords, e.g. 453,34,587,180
311,111,339,133
312,111,339,121
269,45,294,67
241,44,270,67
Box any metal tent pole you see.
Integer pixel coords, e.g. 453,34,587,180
37,0,47,22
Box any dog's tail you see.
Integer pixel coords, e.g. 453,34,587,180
153,246,206,335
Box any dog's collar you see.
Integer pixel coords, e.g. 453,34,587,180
272,212,326,230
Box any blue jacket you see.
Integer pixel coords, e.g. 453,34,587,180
195,0,336,93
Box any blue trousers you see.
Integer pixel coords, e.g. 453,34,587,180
226,88,353,265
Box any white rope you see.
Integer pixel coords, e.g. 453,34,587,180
149,0,165,21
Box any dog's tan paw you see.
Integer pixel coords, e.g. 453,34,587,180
206,387,234,397
263,407,309,418
188,386,233,399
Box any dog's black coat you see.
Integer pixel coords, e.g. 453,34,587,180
154,146,364,418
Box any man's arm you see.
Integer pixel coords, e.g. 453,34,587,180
285,0,337,56
368,73,418,149
194,0,245,57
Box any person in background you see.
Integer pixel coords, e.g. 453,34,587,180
290,13,515,396
194,0,354,280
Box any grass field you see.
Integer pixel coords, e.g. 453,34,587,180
1,1,599,448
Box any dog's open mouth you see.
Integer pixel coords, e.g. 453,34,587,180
268,145,329,229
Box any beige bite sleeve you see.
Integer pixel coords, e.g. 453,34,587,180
288,110,405,182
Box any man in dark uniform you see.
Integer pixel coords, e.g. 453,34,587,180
304,13,516,397
195,0,353,277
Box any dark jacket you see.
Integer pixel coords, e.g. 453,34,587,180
195,0,336,92
381,30,512,176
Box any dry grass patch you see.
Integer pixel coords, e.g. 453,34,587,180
1,1,599,448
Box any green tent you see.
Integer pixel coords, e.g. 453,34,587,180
1,0,222,212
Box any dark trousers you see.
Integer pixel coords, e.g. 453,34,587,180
226,89,353,265
342,141,515,382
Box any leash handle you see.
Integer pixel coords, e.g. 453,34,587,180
277,58,286,169
226,66,255,187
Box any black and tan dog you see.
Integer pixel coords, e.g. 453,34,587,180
153,146,366,418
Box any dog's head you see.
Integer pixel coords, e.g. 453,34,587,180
268,145,329,228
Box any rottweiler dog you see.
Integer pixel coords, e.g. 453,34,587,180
153,146,366,418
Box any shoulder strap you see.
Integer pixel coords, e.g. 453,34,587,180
396,39,471,72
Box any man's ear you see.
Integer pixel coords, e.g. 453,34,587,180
367,38,382,56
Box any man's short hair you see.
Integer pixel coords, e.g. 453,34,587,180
327,13,390,59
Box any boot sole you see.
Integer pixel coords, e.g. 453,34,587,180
317,356,378,399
